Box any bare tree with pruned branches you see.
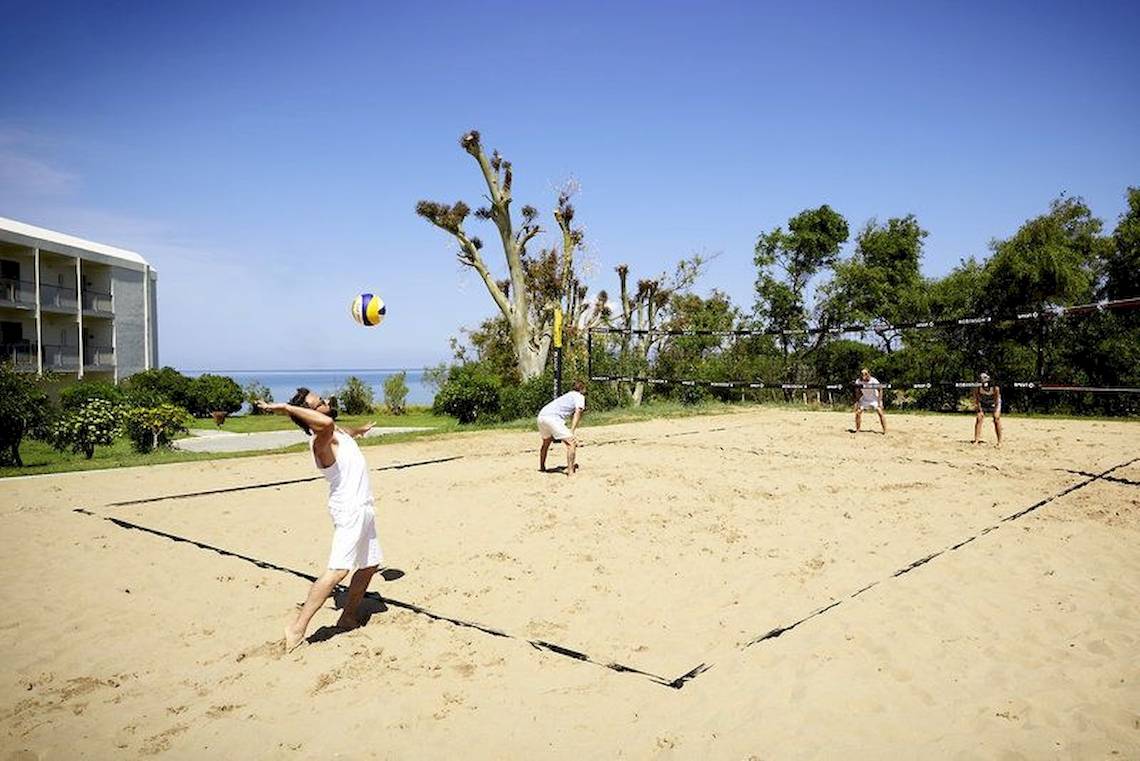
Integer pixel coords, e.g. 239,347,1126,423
610,255,707,405
417,131,604,381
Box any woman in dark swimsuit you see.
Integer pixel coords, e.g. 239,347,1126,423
972,372,1002,447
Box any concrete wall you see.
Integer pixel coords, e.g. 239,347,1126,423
112,266,147,377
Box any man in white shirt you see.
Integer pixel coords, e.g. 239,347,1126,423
854,367,887,434
537,380,586,476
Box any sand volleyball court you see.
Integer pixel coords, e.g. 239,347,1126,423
1,408,1137,758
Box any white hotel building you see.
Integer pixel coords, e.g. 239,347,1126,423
0,216,158,381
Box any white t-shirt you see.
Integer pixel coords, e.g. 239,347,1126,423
539,390,586,421
858,377,880,404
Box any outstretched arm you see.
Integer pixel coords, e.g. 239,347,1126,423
570,409,583,434
256,401,336,468
256,400,335,435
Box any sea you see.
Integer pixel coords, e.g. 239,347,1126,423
183,369,436,411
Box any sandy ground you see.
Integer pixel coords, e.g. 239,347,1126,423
1,408,1137,760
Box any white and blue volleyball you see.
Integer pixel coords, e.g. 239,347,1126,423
350,293,386,327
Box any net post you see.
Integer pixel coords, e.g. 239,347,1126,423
554,308,564,397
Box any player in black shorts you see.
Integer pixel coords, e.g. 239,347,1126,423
972,372,1002,447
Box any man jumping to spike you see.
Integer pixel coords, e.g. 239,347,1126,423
257,388,382,652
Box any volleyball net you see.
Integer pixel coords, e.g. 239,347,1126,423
585,296,1140,407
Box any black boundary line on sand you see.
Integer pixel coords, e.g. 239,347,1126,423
1058,468,1140,488
73,453,1136,689
72,507,702,690
742,456,1139,648
106,456,466,507
104,423,749,508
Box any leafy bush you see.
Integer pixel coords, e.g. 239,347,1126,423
59,380,125,411
337,376,375,415
498,372,556,422
49,398,121,459
432,364,501,423
123,404,190,453
678,382,712,406
243,380,273,414
579,378,624,413
186,374,244,417
0,363,53,466
122,367,193,408
383,372,409,415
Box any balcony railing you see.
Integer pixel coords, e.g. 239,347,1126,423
1,341,38,371
82,289,114,314
0,278,37,309
42,344,81,370
83,344,116,368
40,283,78,311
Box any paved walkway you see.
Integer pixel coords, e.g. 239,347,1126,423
174,426,434,453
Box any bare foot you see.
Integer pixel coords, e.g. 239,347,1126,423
335,613,360,631
284,624,306,653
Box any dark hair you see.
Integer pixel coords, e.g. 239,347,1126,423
572,379,586,393
288,387,312,435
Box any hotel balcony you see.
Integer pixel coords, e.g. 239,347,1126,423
40,283,79,313
0,279,37,311
83,344,116,371
82,289,114,316
1,340,38,372
42,343,81,372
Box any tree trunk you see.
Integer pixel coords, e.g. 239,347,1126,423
632,381,645,406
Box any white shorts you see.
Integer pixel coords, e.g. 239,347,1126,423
537,415,572,441
328,502,382,570
859,400,880,411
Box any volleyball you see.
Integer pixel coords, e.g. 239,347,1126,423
350,293,386,327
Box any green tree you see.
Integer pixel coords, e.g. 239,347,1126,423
186,374,244,417
337,376,375,415
50,398,120,459
59,379,125,410
1106,186,1140,299
122,367,193,408
0,363,52,466
825,215,929,352
653,289,740,396
753,205,849,381
243,380,273,414
985,196,1108,312
123,404,190,453
383,372,409,415
986,195,1112,384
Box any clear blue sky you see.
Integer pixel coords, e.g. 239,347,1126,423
2,0,1137,370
